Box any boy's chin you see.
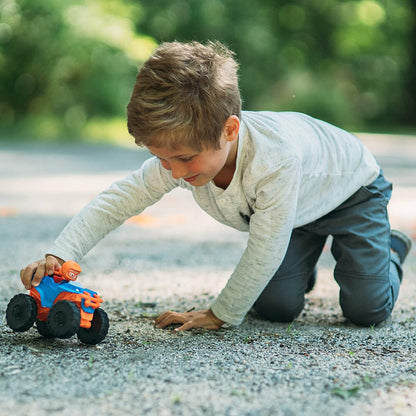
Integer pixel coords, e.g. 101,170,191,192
190,180,207,187
188,177,210,187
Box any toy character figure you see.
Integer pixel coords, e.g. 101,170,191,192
52,261,81,283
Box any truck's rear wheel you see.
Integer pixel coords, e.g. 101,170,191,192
6,294,37,332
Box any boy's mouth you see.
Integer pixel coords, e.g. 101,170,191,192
184,174,199,183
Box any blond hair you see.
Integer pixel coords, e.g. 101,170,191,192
127,41,241,151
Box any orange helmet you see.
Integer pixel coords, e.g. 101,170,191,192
61,261,82,281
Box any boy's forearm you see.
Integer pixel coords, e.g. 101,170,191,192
46,178,147,261
46,201,126,262
47,160,179,262
211,209,295,325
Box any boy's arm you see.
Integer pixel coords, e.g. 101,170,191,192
46,158,178,262
21,158,178,288
154,158,302,330
211,159,302,326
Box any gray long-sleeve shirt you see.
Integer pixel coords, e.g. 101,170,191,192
47,111,380,325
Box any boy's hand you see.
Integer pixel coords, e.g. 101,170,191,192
155,308,224,331
20,255,64,290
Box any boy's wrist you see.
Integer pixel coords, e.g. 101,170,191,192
208,308,225,326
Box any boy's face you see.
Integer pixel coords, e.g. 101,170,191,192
147,135,236,187
147,116,240,188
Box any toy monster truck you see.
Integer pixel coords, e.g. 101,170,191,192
6,261,109,345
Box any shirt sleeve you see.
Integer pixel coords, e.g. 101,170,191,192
210,158,302,325
46,157,179,262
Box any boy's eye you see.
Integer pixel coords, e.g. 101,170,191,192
178,156,193,162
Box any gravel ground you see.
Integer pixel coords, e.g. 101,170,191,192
0,135,415,416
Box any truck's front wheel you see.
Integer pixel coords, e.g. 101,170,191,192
77,308,109,345
48,300,80,339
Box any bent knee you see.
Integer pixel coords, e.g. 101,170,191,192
336,272,396,326
253,298,304,323
341,299,393,326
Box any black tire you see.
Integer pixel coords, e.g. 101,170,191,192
6,294,37,332
47,300,80,339
77,308,109,345
36,319,54,338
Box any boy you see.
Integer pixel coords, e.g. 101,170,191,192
21,41,412,331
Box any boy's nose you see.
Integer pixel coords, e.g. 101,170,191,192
170,162,187,179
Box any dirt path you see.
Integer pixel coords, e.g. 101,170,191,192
0,135,415,416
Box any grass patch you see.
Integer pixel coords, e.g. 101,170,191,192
0,116,132,147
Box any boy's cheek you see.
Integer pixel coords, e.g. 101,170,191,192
160,160,170,170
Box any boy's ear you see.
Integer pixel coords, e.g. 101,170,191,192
224,115,240,142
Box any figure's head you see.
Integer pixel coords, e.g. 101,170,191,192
127,41,241,152
61,261,82,281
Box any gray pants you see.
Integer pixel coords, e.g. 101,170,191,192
253,172,402,326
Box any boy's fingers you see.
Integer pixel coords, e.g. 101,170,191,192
154,311,170,326
155,310,222,331
20,261,42,289
45,256,61,275
155,311,186,328
31,262,47,287
175,321,195,332
20,267,32,289
155,312,169,327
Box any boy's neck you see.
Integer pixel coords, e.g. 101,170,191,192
213,136,239,189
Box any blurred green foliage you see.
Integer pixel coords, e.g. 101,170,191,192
0,0,155,140
0,0,415,141
138,0,416,131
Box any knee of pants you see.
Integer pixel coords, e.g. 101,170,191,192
253,292,304,323
339,287,393,327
